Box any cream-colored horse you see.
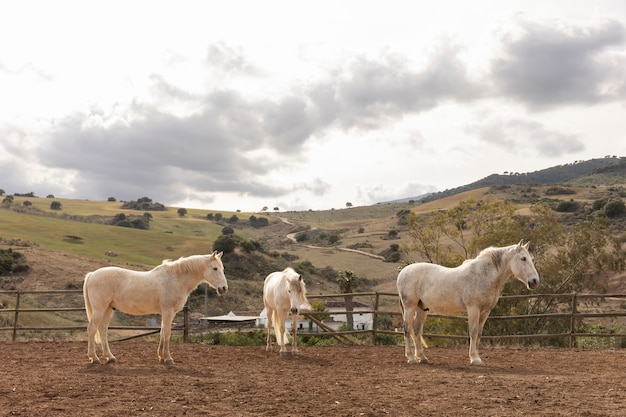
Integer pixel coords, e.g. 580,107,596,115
83,251,227,365
263,267,311,355
397,242,539,366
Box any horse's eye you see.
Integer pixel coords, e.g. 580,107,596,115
213,267,218,271
521,256,526,261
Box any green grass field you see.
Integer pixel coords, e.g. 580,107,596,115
1,196,251,265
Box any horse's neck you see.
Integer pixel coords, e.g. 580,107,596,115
492,251,513,290
161,263,206,294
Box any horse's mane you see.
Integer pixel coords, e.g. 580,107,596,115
476,246,506,271
159,255,214,277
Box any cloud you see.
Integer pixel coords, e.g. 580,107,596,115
466,116,585,157
491,15,626,108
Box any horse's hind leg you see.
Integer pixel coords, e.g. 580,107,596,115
414,309,429,364
402,304,418,364
87,313,102,364
99,307,116,363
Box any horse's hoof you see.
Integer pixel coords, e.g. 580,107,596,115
407,358,419,365
291,350,299,355
470,359,485,366
163,359,174,366
88,358,101,365
106,357,117,364
418,358,429,364
279,351,288,356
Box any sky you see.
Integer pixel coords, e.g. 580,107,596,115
1,0,626,212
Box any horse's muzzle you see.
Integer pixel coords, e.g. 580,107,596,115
290,307,299,314
217,286,228,295
527,278,539,290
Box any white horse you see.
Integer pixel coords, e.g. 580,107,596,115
83,251,227,365
397,241,539,366
263,267,311,355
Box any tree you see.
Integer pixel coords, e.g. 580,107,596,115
50,201,62,210
212,235,237,254
346,202,353,208
177,208,187,217
337,270,358,329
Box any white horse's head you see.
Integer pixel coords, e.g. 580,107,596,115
204,251,228,295
285,268,311,314
509,241,540,290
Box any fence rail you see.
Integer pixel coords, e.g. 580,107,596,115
1,290,625,346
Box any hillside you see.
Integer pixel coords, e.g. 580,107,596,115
420,156,624,203
1,157,625,320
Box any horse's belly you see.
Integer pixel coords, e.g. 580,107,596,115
111,298,161,315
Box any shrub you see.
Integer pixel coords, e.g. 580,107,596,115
213,235,237,253
604,199,625,218
555,200,579,212
0,249,30,275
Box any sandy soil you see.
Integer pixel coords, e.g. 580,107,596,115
1,342,624,417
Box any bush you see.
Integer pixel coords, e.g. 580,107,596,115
0,249,30,275
604,199,625,218
213,235,238,253
555,200,579,212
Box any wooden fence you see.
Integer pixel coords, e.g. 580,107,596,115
1,290,625,347
0,290,188,342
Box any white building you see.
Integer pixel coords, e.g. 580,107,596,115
257,300,373,332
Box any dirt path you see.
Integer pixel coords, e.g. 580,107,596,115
1,342,624,416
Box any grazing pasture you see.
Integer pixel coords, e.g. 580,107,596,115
1,342,624,416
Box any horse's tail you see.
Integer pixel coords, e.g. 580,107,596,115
83,272,101,344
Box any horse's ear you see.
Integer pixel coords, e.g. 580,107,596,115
216,251,223,259
523,241,530,250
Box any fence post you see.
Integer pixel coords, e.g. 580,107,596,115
12,291,20,342
371,292,380,345
569,292,577,348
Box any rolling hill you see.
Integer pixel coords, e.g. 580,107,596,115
1,156,625,319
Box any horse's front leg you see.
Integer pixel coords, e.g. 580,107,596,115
467,306,484,366
277,311,288,356
265,308,274,352
158,312,175,365
291,313,299,355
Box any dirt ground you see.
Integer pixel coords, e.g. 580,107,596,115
0,342,624,417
